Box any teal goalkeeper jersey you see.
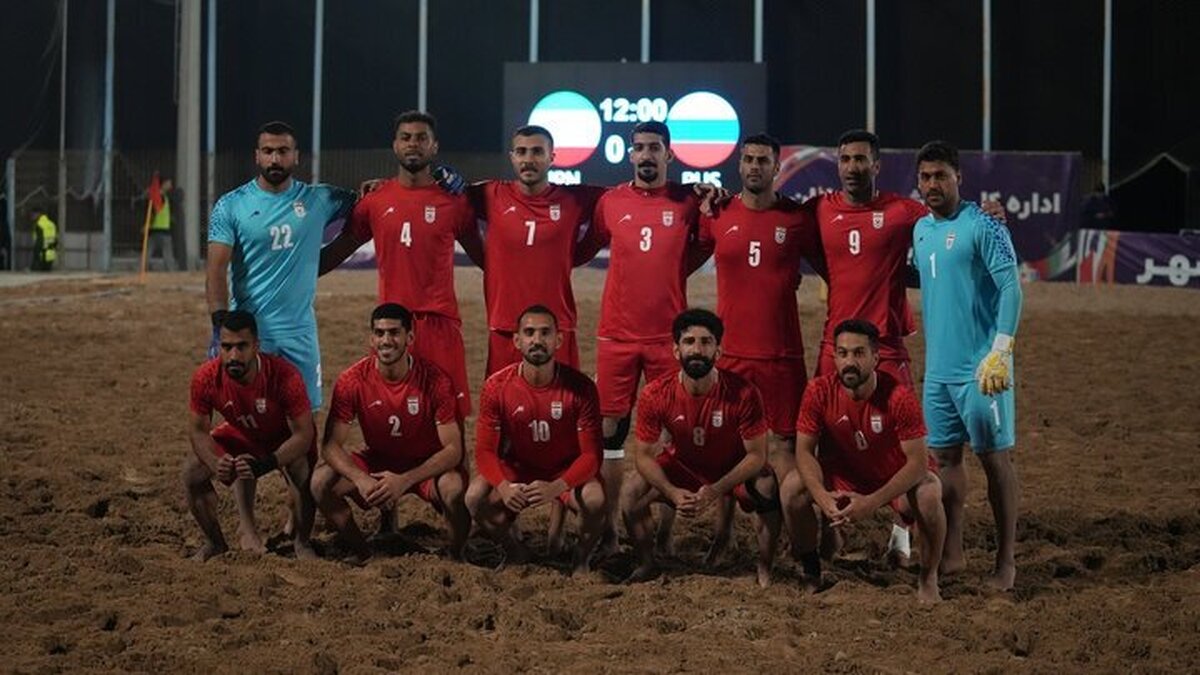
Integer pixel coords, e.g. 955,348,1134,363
209,178,355,338
913,201,1022,384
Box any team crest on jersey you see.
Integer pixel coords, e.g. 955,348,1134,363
407,396,420,415
424,205,436,223
292,201,307,218
549,204,561,222
255,398,267,414
872,211,885,229
946,232,957,250
550,401,563,420
870,414,883,434
662,210,674,227
775,226,787,244
712,410,724,428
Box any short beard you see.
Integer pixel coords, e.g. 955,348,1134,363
682,356,714,379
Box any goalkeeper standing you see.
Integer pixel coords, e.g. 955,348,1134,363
912,141,1022,591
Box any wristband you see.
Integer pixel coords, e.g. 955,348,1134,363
991,333,1014,353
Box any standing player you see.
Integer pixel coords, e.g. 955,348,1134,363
791,319,946,602
913,141,1022,590
312,303,469,562
206,120,356,411
319,111,482,421
590,121,706,552
465,305,607,573
467,126,607,376
796,129,1005,561
621,309,781,587
698,133,825,558
182,310,317,561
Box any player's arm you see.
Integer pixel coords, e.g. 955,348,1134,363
708,431,767,498
398,421,464,488
570,184,611,266
632,433,690,508
205,242,232,315
474,382,528,511
320,415,373,488
686,212,715,275
857,435,930,515
976,216,1024,395
261,412,316,472
794,432,838,519
454,198,486,269
319,198,371,276
187,411,222,475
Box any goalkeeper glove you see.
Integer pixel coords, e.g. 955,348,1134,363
976,334,1014,396
207,310,228,359
433,164,465,195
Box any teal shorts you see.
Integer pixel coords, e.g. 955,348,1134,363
923,380,1015,452
260,331,322,410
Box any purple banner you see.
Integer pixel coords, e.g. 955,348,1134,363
1075,229,1200,289
776,146,1081,264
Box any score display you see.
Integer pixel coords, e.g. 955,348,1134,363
503,63,766,188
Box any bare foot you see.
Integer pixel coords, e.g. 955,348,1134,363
238,528,267,555
594,529,620,561
293,540,318,561
703,537,729,568
191,542,227,562
819,525,842,561
502,538,532,566
917,578,943,604
799,575,821,595
755,563,771,588
987,562,1016,591
886,549,916,570
625,562,658,584
939,552,966,576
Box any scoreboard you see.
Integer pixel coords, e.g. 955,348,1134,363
503,62,766,188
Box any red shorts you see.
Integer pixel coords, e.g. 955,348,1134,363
822,455,938,524
656,454,776,514
409,313,471,419
349,452,467,512
718,354,807,437
211,422,317,466
816,342,913,387
487,329,580,377
596,337,677,417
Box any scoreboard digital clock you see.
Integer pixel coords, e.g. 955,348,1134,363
503,62,766,188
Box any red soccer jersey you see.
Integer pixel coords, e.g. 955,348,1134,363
470,181,606,332
806,191,928,360
189,353,311,449
795,371,927,489
700,195,823,358
327,355,457,470
635,370,768,483
475,363,603,487
346,180,478,321
594,183,701,341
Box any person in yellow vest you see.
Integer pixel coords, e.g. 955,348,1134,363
30,208,57,272
149,178,177,271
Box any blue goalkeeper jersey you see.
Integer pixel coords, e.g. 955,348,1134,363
913,201,1022,384
209,178,355,338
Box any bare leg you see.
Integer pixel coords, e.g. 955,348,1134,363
703,496,735,567
465,475,527,564
621,474,661,582
906,474,946,604
437,471,470,560
546,501,566,556
282,458,317,560
183,455,228,560
568,481,607,574
780,469,820,592
598,415,627,558
934,445,967,575
311,465,370,561
751,473,782,588
978,449,1018,590
232,477,266,554
654,503,676,557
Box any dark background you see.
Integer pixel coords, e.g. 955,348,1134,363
1,0,1197,188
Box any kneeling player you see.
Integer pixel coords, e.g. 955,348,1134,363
183,310,317,561
312,304,469,561
789,319,945,602
621,309,781,587
465,305,606,574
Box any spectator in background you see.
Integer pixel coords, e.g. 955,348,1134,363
1081,183,1117,230
147,174,177,271
30,207,57,272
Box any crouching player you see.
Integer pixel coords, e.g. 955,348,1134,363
312,304,468,562
789,319,946,602
183,310,317,561
622,309,781,587
465,305,606,574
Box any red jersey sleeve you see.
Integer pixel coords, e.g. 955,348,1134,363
188,364,216,417
633,383,666,444
795,379,828,437
890,385,927,441
345,196,374,243
474,377,505,485
570,184,609,266
453,200,486,269
796,206,827,279
737,381,769,440
557,375,602,487
327,371,358,424
430,369,458,426
279,362,313,419
688,210,716,274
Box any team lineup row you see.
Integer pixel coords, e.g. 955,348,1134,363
188,114,1022,602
